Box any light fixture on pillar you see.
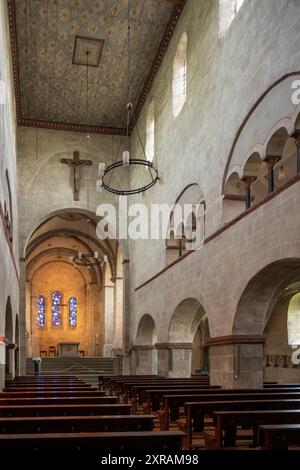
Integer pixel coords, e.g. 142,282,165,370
96,0,159,196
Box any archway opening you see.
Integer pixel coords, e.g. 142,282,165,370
191,315,210,374
233,259,300,386
264,282,300,383
135,314,157,375
24,209,124,365
168,298,207,377
166,184,205,265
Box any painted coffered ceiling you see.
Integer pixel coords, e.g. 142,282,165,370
8,0,185,135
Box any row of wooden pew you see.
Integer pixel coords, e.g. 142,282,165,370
0,375,184,451
99,375,300,450
3,374,300,451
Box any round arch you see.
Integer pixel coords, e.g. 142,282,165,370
233,259,300,335
135,314,157,375
135,314,157,345
168,298,207,377
222,71,300,192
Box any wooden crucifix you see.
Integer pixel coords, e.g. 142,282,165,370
61,151,92,201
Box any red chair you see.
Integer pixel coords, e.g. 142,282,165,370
48,346,56,356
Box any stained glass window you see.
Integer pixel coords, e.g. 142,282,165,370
69,297,77,327
37,295,45,327
52,290,62,326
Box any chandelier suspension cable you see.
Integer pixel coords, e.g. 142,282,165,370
127,0,132,136
86,45,91,138
126,0,154,181
96,0,159,195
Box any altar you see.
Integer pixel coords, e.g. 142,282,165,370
57,342,80,356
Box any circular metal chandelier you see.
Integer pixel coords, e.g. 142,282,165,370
96,0,159,196
69,251,107,270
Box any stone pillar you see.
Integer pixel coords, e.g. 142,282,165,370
155,343,193,377
89,283,101,356
19,259,27,374
25,280,31,357
263,155,281,193
241,175,257,209
134,346,157,375
208,335,266,388
112,275,123,350
103,283,114,357
168,343,193,378
122,259,131,375
155,343,171,377
5,342,16,380
0,338,5,391
290,131,300,173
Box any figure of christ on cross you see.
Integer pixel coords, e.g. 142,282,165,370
61,151,92,201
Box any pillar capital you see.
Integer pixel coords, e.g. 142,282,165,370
290,130,300,148
263,155,281,169
110,276,123,283
241,175,257,187
132,345,156,351
154,342,193,349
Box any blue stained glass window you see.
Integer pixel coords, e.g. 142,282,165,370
52,290,62,326
37,295,45,327
69,297,77,327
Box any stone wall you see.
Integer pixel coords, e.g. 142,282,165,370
17,126,127,254
0,0,19,389
128,0,300,384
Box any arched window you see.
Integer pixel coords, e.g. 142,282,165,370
52,290,62,326
219,0,245,37
37,295,45,327
146,101,155,162
69,297,77,327
172,32,187,118
287,293,300,347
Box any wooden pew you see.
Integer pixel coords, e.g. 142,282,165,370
1,391,104,398
263,383,300,388
0,415,155,434
183,399,300,450
0,431,184,451
6,377,83,382
99,375,156,389
138,386,221,414
260,424,300,450
160,390,300,430
4,386,94,391
5,379,84,385
0,396,118,406
212,409,300,449
106,377,209,396
106,377,201,394
126,383,219,408
0,403,131,417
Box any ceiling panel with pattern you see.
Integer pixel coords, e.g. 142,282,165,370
8,0,185,134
